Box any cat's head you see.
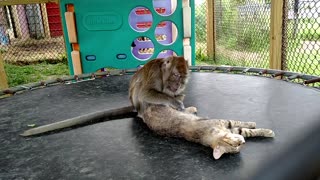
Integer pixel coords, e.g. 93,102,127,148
212,134,245,160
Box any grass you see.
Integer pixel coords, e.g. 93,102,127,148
4,62,69,87
195,45,319,76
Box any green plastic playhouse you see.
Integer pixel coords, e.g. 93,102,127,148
59,0,195,74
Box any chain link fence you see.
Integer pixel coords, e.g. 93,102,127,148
196,0,319,77
195,0,208,59
214,0,270,68
0,3,65,65
283,0,320,76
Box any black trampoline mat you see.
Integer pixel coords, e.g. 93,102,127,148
1,73,320,179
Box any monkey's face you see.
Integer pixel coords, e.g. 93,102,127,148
163,56,189,95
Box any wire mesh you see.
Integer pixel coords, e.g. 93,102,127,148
195,0,208,59
214,0,270,68
0,3,65,65
283,0,320,76
0,0,319,89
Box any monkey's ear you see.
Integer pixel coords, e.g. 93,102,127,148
175,56,188,62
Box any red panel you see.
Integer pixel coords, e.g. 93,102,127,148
46,8,60,16
46,2,58,8
46,3,63,37
48,23,63,30
50,30,63,37
47,16,61,23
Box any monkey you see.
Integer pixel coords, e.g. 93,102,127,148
129,56,188,117
20,56,189,137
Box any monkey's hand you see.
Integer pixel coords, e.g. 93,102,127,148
171,99,185,111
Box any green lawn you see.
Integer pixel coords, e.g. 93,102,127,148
4,62,69,87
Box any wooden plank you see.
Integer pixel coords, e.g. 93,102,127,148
65,12,77,43
269,0,284,70
0,0,58,6
183,45,192,66
71,51,82,75
206,0,215,57
183,6,191,38
0,53,8,90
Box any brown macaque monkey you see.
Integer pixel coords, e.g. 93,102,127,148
129,56,189,117
20,56,189,137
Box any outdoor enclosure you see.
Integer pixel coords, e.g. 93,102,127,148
0,0,319,89
1,1,320,179
198,0,319,77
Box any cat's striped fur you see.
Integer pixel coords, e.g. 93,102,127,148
142,105,275,159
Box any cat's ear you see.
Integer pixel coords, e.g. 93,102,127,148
213,145,225,160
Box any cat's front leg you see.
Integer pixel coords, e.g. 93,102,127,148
231,128,275,138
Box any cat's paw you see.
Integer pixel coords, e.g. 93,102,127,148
184,106,197,114
263,129,275,137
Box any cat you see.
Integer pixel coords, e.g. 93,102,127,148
141,104,275,159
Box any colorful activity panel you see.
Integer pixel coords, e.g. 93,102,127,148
60,0,195,74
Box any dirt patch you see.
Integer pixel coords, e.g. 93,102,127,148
0,36,66,65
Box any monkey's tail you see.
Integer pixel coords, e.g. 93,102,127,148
20,106,135,137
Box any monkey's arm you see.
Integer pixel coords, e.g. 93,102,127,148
144,89,185,110
175,94,185,102
20,106,135,137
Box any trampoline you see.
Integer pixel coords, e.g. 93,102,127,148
1,68,320,179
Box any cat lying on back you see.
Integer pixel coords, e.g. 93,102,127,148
130,56,274,159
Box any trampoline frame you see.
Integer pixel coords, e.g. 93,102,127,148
1,65,319,98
